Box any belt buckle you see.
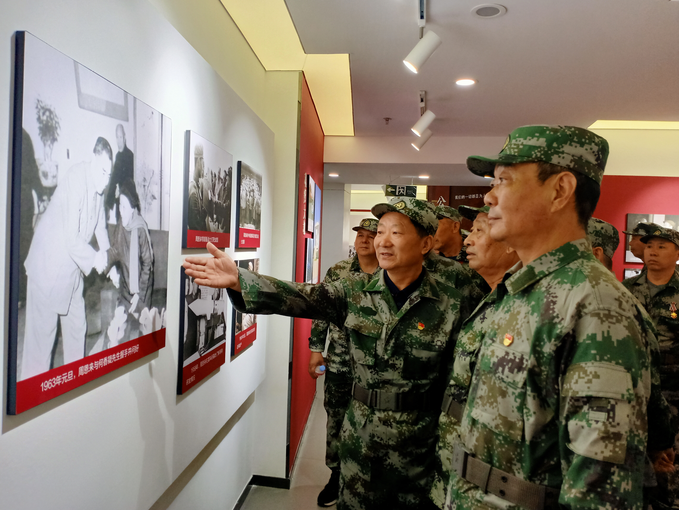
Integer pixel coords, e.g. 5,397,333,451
452,443,470,478
375,391,399,410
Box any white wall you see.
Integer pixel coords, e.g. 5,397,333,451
0,1,300,509
319,182,351,275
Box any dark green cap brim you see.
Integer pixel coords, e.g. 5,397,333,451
458,204,491,222
640,233,679,248
467,154,536,178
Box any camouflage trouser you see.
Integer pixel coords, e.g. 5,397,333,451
431,413,461,508
648,399,679,510
324,370,352,470
336,401,440,510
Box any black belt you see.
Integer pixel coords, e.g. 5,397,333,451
441,394,465,421
351,383,440,412
452,444,560,510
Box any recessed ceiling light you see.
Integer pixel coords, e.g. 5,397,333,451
471,4,507,18
419,175,430,179
328,173,339,177
456,79,476,86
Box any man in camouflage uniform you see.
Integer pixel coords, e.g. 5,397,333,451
624,226,679,509
431,204,519,509
587,217,619,271
436,125,663,510
460,205,519,293
184,197,478,510
434,206,465,260
623,222,661,268
308,218,380,507
434,205,484,289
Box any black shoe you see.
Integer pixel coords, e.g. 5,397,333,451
317,469,340,507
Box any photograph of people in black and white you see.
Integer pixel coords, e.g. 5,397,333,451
184,131,233,248
181,272,228,364
10,32,170,390
237,163,262,232
232,259,259,357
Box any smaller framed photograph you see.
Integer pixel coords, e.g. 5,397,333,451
178,269,228,394
624,268,642,280
306,175,316,234
183,131,233,249
312,184,322,283
232,259,259,358
236,162,262,249
305,238,314,283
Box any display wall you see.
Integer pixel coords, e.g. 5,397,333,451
594,175,679,281
0,1,301,509
289,75,325,472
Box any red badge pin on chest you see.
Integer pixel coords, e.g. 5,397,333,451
503,334,514,346
418,322,425,330
671,302,677,320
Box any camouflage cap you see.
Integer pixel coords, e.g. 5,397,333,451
459,205,490,222
622,222,661,236
371,197,438,236
587,218,620,259
352,218,379,233
640,226,679,249
435,205,463,222
466,125,609,185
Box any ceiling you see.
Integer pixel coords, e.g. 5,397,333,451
285,0,679,138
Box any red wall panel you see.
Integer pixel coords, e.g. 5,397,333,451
289,75,324,472
594,175,679,281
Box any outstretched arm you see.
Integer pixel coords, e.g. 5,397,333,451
183,242,241,292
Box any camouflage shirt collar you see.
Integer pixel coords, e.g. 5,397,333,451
349,255,380,276
504,238,591,295
349,254,363,273
634,269,679,290
366,268,441,301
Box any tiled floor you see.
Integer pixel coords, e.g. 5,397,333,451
241,378,331,510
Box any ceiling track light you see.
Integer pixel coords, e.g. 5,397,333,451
403,0,441,73
412,129,433,151
412,110,435,136
403,31,441,74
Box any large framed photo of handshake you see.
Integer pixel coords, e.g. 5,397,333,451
7,31,171,414
183,131,233,248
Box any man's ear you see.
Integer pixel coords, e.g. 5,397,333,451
592,246,606,263
421,235,435,254
452,221,461,234
550,172,578,214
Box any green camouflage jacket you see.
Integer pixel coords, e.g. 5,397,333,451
236,267,472,394
624,270,679,396
424,252,486,305
308,255,376,377
233,266,474,507
446,239,656,510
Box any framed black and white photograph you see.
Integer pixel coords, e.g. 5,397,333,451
232,259,259,358
235,162,262,249
178,269,228,394
183,131,232,248
625,213,679,263
8,31,171,414
306,175,316,234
